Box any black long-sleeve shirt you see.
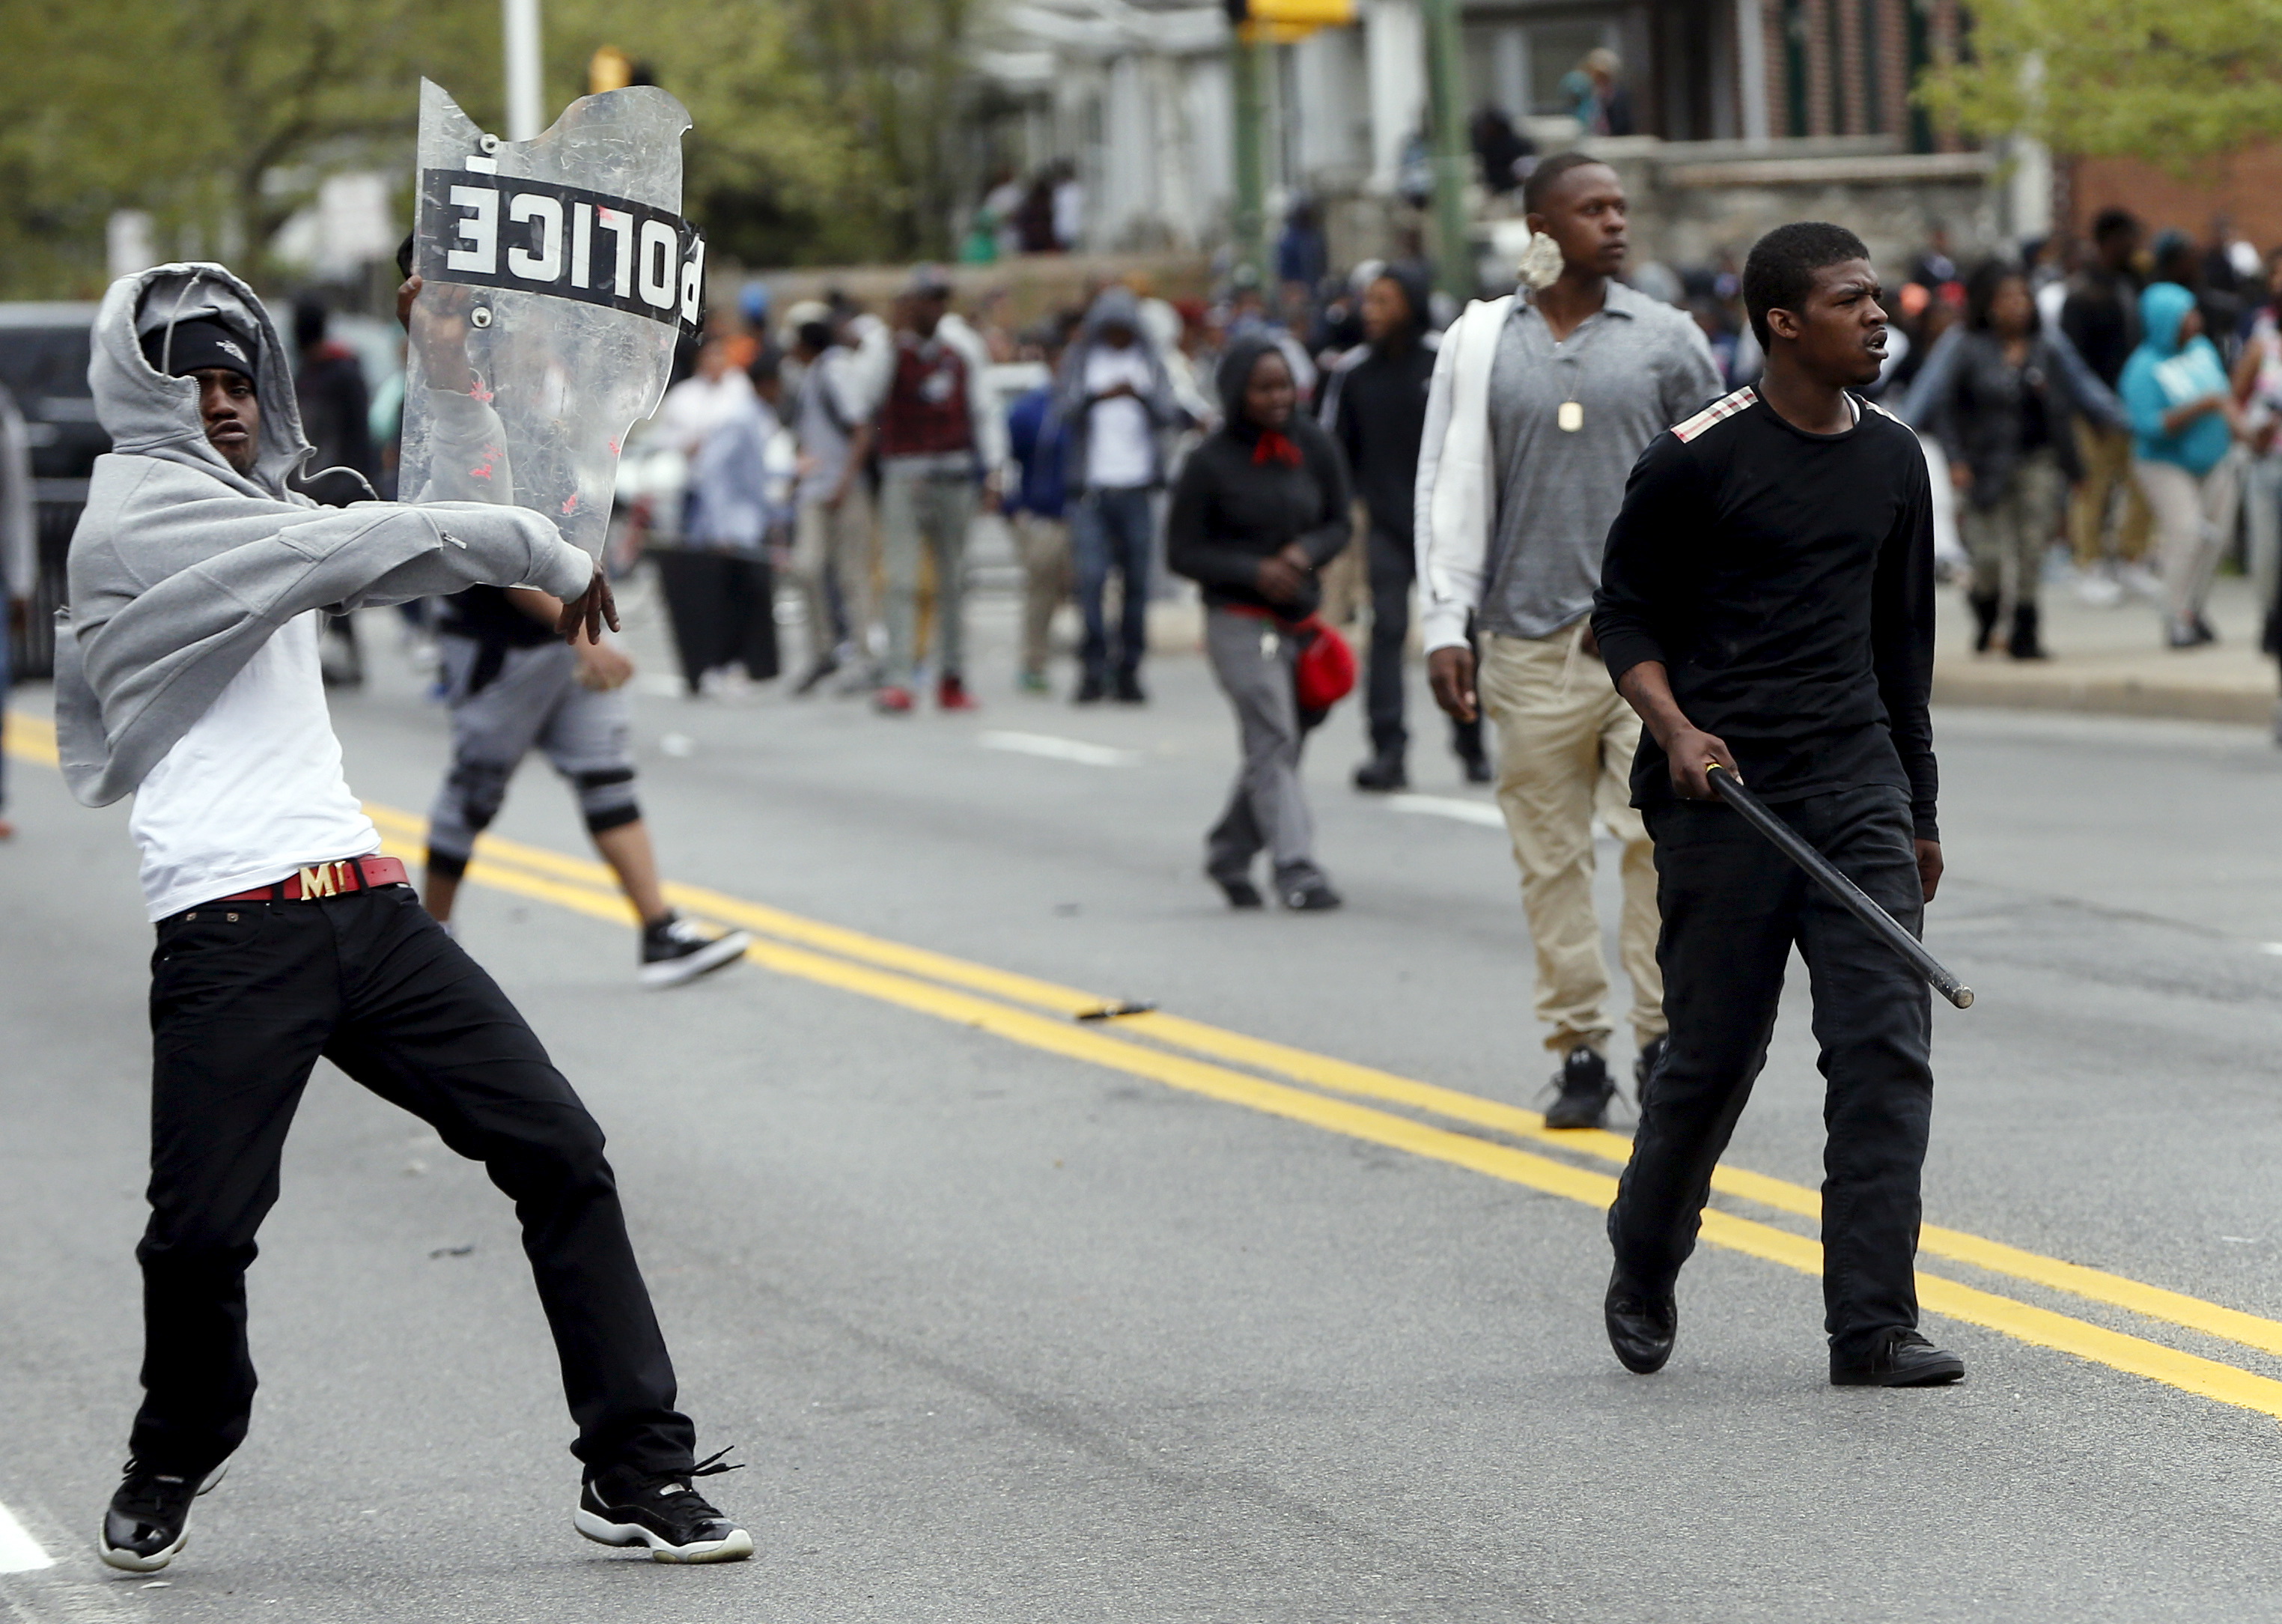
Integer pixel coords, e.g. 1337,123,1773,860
1324,338,1434,546
1166,416,1353,618
1591,389,1939,840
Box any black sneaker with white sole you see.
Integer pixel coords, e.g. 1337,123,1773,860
98,1461,225,1572
574,1450,752,1563
639,913,752,989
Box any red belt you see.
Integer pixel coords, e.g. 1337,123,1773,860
211,855,409,905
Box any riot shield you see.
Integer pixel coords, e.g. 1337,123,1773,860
398,78,705,562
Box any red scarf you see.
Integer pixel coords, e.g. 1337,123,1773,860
1251,430,1302,467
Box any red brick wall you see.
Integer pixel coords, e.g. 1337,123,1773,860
2068,148,2282,252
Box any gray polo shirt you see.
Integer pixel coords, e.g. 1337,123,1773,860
1483,281,1723,639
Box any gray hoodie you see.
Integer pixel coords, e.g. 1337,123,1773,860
1050,286,1187,493
55,263,592,806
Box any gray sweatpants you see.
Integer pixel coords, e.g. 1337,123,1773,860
1202,605,1321,886
428,636,638,873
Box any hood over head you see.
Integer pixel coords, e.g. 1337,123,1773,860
1374,261,1434,338
1082,285,1144,339
91,263,312,498
1215,334,1287,430
2138,281,2197,356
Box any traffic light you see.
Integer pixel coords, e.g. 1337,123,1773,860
1223,0,1356,40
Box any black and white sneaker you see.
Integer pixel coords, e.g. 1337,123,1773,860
639,913,752,989
97,1461,225,1572
573,1450,752,1563
1543,1045,1615,1130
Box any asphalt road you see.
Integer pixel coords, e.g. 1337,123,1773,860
8,585,2282,1623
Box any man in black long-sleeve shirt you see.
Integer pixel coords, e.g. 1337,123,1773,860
1590,222,1964,1390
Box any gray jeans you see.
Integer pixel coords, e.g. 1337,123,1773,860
880,463,978,686
1202,605,1321,885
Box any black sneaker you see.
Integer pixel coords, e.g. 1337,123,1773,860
1351,752,1408,791
98,1461,225,1572
1113,670,1147,704
1280,877,1343,912
1073,672,1106,705
1214,875,1265,910
1459,752,1494,785
1604,1271,1677,1375
1831,1328,1966,1388
639,913,752,989
574,1450,752,1563
1543,1046,1615,1129
1634,1035,1667,1107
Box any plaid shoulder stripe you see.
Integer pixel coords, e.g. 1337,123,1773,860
1670,386,1757,443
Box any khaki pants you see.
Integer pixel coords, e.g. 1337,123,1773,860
1014,513,1072,678
1479,626,1664,1056
2135,451,2245,633
2070,419,2152,567
791,484,877,669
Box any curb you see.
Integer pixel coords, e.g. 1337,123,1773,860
1932,669,2275,726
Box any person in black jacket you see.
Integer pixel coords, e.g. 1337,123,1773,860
1323,263,1488,789
1932,261,2085,660
1167,336,1354,911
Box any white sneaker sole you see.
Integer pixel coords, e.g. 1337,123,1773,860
573,1507,754,1563
638,930,752,989
97,1465,226,1572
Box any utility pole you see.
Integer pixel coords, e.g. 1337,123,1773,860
503,0,544,142
1419,0,1472,300
1231,26,1268,280
1223,0,1352,282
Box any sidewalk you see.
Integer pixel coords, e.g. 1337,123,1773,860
1932,572,2277,726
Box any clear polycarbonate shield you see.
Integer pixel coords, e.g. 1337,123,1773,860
398,78,705,562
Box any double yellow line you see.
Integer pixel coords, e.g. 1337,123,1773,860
13,707,2282,1418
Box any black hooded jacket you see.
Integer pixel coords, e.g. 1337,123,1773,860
1320,262,1435,548
1166,336,1354,619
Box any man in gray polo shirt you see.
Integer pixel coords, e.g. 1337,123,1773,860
1416,153,1721,1129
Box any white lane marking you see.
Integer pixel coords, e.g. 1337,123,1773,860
1386,793,1507,829
2260,943,2282,957
979,731,1140,768
0,1500,54,1572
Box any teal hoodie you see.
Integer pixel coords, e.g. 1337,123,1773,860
2118,282,2233,475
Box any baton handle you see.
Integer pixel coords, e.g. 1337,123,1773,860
1705,765,1974,1011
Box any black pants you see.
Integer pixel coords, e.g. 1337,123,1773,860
135,884,696,1477
652,549,779,693
1607,785,1934,1360
1363,529,1483,764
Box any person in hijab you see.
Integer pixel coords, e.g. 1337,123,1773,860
1166,337,1354,911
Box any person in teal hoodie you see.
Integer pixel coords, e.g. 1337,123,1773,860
2120,281,2245,647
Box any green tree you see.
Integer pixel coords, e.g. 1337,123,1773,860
1917,0,2282,161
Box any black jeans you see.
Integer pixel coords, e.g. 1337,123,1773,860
1073,486,1153,684
1363,529,1483,764
135,884,696,1476
1607,784,1934,1360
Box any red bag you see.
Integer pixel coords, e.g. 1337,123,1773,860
1292,615,1356,712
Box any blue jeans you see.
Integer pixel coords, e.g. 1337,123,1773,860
1072,486,1153,684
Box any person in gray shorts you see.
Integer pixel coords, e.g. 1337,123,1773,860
422,583,751,987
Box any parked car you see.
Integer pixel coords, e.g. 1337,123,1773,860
0,302,103,679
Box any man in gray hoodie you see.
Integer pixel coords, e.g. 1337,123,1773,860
59,264,749,1572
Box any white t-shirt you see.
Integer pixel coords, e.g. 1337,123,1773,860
129,612,380,922
1083,346,1156,490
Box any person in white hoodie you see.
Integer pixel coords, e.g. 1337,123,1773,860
1414,153,1721,1131
59,264,749,1573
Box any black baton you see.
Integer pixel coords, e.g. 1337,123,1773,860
1705,764,1974,1010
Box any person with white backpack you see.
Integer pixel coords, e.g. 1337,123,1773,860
1414,153,1720,1131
